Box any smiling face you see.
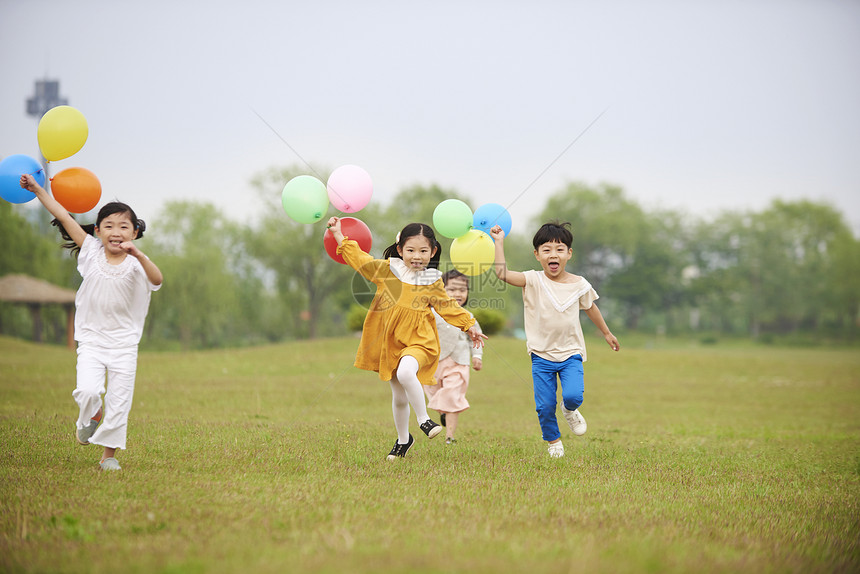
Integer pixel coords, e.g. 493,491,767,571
534,240,572,279
95,211,137,254
444,276,469,305
397,235,437,270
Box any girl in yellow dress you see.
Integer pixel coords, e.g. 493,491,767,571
326,217,487,460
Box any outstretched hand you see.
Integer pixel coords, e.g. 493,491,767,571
468,325,488,349
605,333,620,351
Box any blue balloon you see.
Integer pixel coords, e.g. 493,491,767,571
0,155,45,204
473,203,512,238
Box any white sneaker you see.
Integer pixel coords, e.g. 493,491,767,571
561,404,587,436
547,442,565,458
99,457,121,471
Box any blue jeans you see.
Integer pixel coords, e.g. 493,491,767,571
531,353,584,442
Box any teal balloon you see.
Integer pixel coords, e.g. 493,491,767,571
0,155,45,204
281,175,329,224
433,199,473,239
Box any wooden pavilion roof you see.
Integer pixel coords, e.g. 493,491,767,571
0,274,76,304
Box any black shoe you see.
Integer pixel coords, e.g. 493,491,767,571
419,419,443,439
440,413,446,427
386,434,414,460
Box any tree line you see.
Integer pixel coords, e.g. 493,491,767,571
1,166,858,348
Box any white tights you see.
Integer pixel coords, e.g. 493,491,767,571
389,355,431,444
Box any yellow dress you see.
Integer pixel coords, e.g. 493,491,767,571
337,238,476,385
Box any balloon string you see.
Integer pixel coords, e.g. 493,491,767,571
44,161,53,190
249,106,350,216
452,108,605,256
452,106,609,258
494,106,610,231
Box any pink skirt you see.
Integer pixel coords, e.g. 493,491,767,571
425,356,470,413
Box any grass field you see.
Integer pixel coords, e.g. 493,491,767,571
1,334,858,573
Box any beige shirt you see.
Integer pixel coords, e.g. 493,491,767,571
522,269,598,362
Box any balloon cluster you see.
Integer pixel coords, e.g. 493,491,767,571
0,105,101,213
278,164,514,274
280,165,374,264
433,200,512,276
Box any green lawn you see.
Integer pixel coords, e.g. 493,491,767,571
1,335,858,573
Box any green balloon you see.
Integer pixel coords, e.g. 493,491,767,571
433,199,473,238
282,175,329,224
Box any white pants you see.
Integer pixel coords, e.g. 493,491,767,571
74,343,138,450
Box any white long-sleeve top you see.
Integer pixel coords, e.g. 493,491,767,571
434,309,482,366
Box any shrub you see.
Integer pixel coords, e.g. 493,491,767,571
347,304,507,336
346,304,367,332
471,307,506,336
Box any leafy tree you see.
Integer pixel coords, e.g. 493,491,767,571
689,199,854,337
602,209,688,329
0,202,76,343
249,166,357,339
379,183,470,248
534,182,642,289
533,182,681,329
0,201,73,282
144,201,264,349
829,229,860,338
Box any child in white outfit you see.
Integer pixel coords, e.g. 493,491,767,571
425,270,484,443
20,175,163,471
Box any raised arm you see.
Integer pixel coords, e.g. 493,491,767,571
20,174,87,248
326,216,345,245
326,216,385,277
490,225,526,287
584,303,620,351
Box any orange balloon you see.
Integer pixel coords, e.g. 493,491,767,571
51,167,101,214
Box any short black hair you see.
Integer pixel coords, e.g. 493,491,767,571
532,221,572,250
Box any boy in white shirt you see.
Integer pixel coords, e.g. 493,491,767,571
490,221,619,458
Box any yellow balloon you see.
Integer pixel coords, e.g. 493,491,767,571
449,229,495,276
37,106,89,161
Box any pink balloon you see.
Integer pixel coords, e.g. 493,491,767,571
327,165,373,213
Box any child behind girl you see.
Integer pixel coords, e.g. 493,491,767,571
20,174,163,471
425,270,483,444
326,217,486,460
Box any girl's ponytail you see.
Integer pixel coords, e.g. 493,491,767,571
52,218,94,259
429,238,442,269
135,217,146,239
382,242,399,260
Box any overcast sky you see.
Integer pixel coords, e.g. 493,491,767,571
2,0,859,235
